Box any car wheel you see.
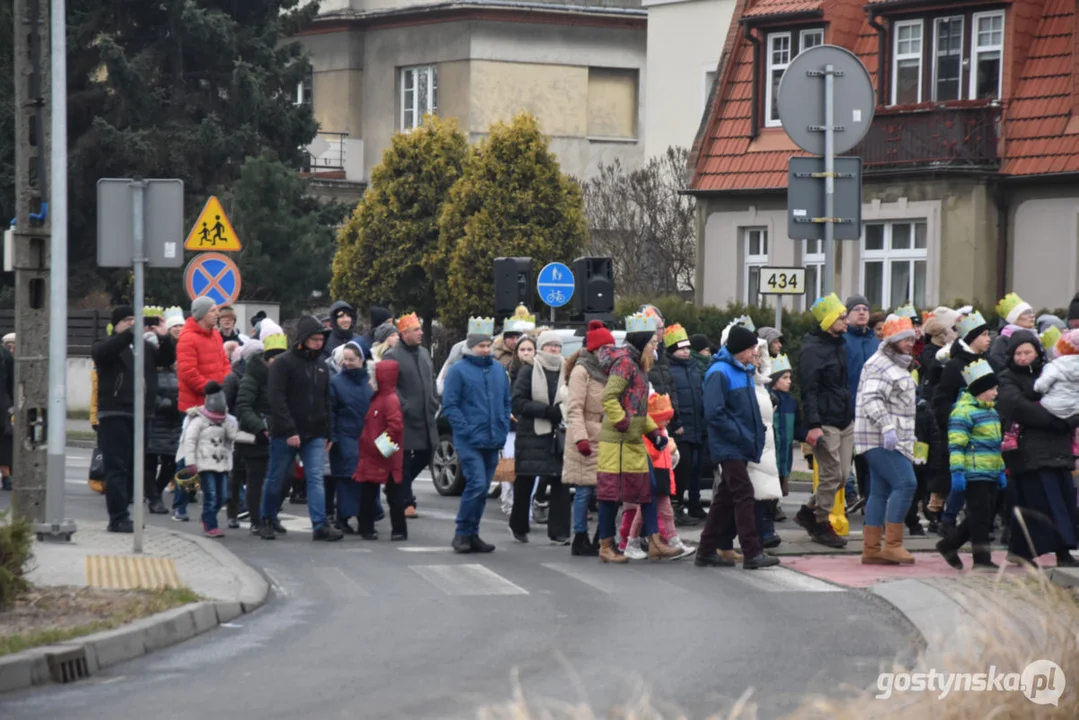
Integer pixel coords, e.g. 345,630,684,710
432,435,465,496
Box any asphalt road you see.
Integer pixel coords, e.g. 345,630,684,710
0,448,918,719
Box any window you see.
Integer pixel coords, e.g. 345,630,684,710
861,221,928,309
295,72,312,106
971,11,1004,99
933,16,963,101
702,68,717,116
400,65,438,131
744,228,769,306
764,28,825,128
800,28,824,51
892,20,923,105
587,67,640,139
801,238,825,311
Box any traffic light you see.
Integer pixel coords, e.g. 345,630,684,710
572,256,615,321
493,257,532,319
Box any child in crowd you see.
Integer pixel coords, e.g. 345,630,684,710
355,359,408,540
179,381,240,537
936,360,1005,571
768,354,805,521
620,394,695,560
1033,330,1079,459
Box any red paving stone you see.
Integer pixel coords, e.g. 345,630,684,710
784,551,1060,589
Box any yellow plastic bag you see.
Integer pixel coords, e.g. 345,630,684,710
812,459,849,536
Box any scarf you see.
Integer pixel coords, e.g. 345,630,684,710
531,350,566,436
882,343,913,370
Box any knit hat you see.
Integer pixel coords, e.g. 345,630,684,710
536,330,562,350
241,338,265,361
811,294,847,332
962,359,998,397
373,323,398,345
922,307,960,338
770,353,792,379
259,318,288,359
1,333,13,345
250,310,267,329
369,306,392,330
845,294,871,312
203,381,227,414
191,296,216,321
996,293,1034,326
663,323,690,351
1056,329,1079,356
164,306,185,330
586,320,615,352
466,317,495,349
726,325,758,355
757,327,782,346
1037,314,1065,333
958,311,990,345
647,393,675,424
396,312,421,334
690,334,711,353
881,314,916,344
111,305,135,327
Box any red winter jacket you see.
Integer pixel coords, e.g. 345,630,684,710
354,360,404,484
177,316,231,411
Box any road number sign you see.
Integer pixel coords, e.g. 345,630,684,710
759,267,806,295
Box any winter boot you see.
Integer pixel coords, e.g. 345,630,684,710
971,543,999,572
647,533,681,560
861,525,896,565
719,548,744,563
880,522,915,564
571,532,599,557
936,538,963,570
598,538,628,564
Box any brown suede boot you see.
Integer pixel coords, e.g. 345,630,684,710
880,522,915,564
599,538,628,564
861,525,896,565
648,533,681,560
719,549,744,563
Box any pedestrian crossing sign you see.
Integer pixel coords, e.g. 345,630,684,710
184,196,242,252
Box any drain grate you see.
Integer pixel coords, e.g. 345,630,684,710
85,555,181,589
46,646,91,684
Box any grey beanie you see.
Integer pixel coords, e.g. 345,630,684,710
467,333,493,349
191,295,216,321
374,323,398,345
845,295,870,312
757,327,782,345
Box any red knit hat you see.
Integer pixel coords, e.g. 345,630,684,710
586,320,615,352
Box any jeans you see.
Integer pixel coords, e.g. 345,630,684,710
402,449,430,510
598,499,618,540
455,445,500,536
699,460,762,559
572,486,595,534
200,471,228,530
942,485,966,525
261,437,329,530
863,448,918,527
99,416,135,526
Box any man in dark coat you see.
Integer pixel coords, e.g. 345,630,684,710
383,312,439,518
323,300,360,361
259,315,344,542
92,305,174,533
665,323,706,522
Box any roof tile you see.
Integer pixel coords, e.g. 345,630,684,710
743,0,822,18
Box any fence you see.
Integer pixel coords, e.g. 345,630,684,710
0,309,110,357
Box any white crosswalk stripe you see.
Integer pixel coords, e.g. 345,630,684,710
726,567,844,593
312,566,370,598
410,563,529,596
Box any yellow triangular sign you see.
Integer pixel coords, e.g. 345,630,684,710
184,196,242,252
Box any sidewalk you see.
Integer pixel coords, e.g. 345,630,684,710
0,526,268,693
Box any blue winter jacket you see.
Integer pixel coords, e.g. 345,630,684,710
845,325,880,402
703,348,767,464
669,354,705,443
441,351,512,450
328,365,372,477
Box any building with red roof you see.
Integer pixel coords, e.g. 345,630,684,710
688,0,1079,313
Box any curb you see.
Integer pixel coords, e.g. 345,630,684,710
1048,565,1079,589
0,533,270,694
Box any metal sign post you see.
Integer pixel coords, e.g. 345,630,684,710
823,65,836,295
132,181,146,552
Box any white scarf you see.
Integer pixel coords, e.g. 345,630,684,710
532,351,566,436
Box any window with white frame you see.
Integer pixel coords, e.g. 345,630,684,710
801,238,825,311
933,16,963,101
971,11,1004,99
764,29,825,127
800,28,824,51
892,20,923,105
861,221,928,310
295,72,313,106
744,228,769,306
400,65,438,131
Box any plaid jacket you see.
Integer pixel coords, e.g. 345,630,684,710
853,346,918,461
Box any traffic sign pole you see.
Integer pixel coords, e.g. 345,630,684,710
132,180,146,554
823,64,836,296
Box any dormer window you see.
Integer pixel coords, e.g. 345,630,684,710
765,27,825,128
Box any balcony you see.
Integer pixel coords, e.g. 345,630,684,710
851,103,1001,172
302,131,348,177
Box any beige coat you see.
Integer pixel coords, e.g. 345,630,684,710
560,351,607,486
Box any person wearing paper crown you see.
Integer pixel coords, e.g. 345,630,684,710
795,293,854,549
354,359,408,541
442,317,512,554
895,303,926,359
988,292,1036,370
665,322,708,524
853,315,920,565
638,304,682,438
936,359,1005,572
494,305,535,371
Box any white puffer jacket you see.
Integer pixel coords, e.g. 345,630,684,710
1035,354,1079,419
748,340,782,500
179,408,240,473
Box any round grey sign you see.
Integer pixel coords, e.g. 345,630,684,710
777,44,875,155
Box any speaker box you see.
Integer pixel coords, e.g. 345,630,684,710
493,257,533,319
573,256,615,317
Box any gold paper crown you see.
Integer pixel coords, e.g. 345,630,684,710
625,312,659,333
1041,326,1062,352
143,305,164,318
961,359,994,386
811,294,846,331
663,323,689,348
504,304,536,332
995,293,1031,323
467,317,495,336
770,354,792,376
734,315,756,333
264,333,288,352
396,312,421,333
895,303,917,320
957,311,988,339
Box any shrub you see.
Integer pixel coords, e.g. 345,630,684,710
0,510,33,609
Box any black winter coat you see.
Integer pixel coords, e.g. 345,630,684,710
798,328,853,429
930,340,983,433
669,354,704,443
917,340,947,403
384,341,439,452
512,361,564,477
147,367,182,456
92,330,175,417
223,359,245,413
648,346,682,433
997,358,1076,474
236,353,272,459
322,300,360,360
268,317,331,440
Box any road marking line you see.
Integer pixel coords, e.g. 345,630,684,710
411,564,529,596
397,546,453,553
731,567,845,593
313,566,370,597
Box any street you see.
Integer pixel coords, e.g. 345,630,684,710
0,448,917,718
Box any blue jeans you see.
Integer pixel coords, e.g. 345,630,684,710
572,486,594,534
200,471,228,530
261,437,328,530
598,500,618,540
864,448,918,526
172,457,190,514
942,485,966,525
455,445,500,536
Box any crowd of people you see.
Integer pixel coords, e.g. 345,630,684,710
85,289,1079,573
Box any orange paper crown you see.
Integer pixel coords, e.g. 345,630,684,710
647,393,675,423
396,312,421,333
881,315,915,341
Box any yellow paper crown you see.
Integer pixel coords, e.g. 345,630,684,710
961,359,995,386
143,305,164,318
396,312,421,333
957,311,988,339
625,312,659,333
895,303,917,320
1041,326,1062,352
995,292,1033,325
264,333,288,352
467,317,495,336
504,304,536,333
663,323,689,348
810,294,846,331
770,354,792,376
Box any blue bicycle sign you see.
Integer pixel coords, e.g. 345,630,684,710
537,262,574,309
